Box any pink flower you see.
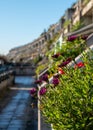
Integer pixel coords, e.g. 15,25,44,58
39,87,47,96
52,78,59,86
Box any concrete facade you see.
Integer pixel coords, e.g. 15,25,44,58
15,66,35,76
0,75,14,90
7,0,93,63
8,23,61,63
59,0,93,36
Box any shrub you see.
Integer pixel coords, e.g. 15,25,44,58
39,47,93,130
71,21,84,32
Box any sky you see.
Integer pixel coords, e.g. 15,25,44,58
0,0,76,55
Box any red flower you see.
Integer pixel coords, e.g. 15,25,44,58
58,68,65,74
74,62,85,69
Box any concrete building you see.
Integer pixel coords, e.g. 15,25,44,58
8,22,61,62
8,0,93,63
59,0,93,36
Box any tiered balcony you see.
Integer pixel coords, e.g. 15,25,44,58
82,0,93,16
73,15,80,25
64,28,68,34
72,7,80,25
73,10,79,18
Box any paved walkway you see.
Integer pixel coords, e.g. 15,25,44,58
0,76,38,130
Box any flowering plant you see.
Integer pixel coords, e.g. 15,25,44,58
30,88,37,97
39,87,47,96
52,77,59,86
58,58,72,67
74,61,85,69
67,35,77,41
38,35,93,130
41,74,49,82
35,79,42,85
52,53,60,58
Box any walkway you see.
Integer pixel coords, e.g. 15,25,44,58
0,76,38,130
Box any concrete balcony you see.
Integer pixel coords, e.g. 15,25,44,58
82,0,93,16
64,28,68,34
73,15,80,25
73,10,80,18
66,23,93,37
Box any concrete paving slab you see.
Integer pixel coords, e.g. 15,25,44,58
0,76,38,130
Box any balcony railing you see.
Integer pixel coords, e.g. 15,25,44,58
81,0,90,7
73,15,80,25
66,23,93,37
73,9,79,18
82,0,93,16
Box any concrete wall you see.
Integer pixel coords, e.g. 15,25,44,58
15,67,35,76
87,33,93,47
0,75,14,90
40,114,52,130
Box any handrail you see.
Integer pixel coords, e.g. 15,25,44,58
66,23,93,37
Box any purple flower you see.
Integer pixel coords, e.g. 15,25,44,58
52,78,59,86
42,74,48,82
66,58,72,62
30,88,37,95
52,53,60,58
39,87,47,96
35,80,42,84
81,35,88,40
53,74,60,78
58,58,72,67
67,35,77,41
